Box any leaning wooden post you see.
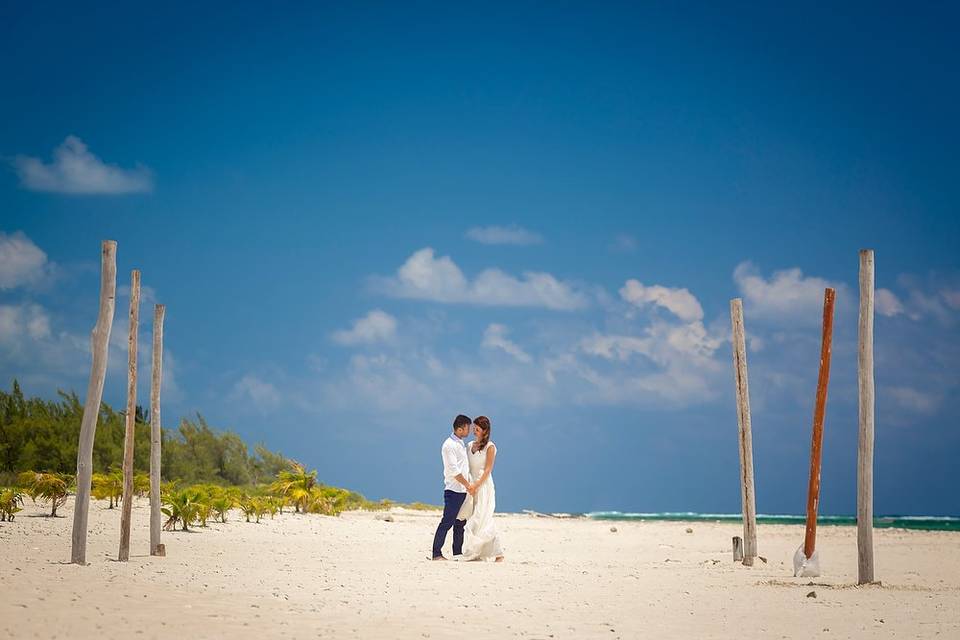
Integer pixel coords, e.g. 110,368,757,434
730,298,758,566
118,270,141,562
70,241,118,565
803,288,836,560
857,251,876,584
149,304,166,557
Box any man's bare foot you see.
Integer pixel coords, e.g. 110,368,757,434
495,556,505,563
431,555,447,561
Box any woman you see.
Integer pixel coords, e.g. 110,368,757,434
460,415,504,562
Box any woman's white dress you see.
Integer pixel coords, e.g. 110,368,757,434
461,441,503,560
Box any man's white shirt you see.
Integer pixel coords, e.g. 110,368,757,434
441,434,470,493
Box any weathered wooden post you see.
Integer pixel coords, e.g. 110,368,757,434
730,298,758,566
794,287,835,576
858,250,875,584
71,241,118,565
118,270,141,562
150,304,165,557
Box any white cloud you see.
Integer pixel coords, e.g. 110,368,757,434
14,135,153,195
0,303,51,343
942,288,960,310
577,314,724,407
890,275,959,324
610,233,638,253
232,374,282,410
875,288,904,317
620,279,704,322
376,247,587,311
582,321,721,366
481,323,532,363
733,261,843,322
580,334,651,362
887,386,941,415
0,231,51,290
325,353,438,412
0,302,93,384
465,225,543,246
905,288,950,323
332,309,397,345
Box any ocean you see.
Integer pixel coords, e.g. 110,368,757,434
585,512,960,532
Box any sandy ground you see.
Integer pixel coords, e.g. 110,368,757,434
1,497,958,639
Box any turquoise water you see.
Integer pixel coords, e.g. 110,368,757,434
586,512,960,532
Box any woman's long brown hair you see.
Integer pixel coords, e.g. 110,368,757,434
473,415,491,453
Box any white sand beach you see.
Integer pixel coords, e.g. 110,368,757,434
1,497,958,639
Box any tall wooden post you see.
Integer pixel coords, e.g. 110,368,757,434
118,270,141,562
150,304,165,556
71,241,118,565
803,288,835,559
857,251,876,583
729,298,758,566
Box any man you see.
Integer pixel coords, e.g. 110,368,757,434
431,414,474,560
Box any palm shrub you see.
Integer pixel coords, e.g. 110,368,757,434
266,497,282,519
251,497,269,523
210,495,235,523
190,487,214,527
270,463,317,513
236,494,271,523
91,470,123,508
18,471,71,517
304,486,334,515
195,498,213,527
238,495,258,523
133,473,151,497
161,487,202,531
316,486,368,515
0,488,24,521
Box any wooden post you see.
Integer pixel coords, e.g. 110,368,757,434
803,288,835,559
70,241,118,565
857,251,876,583
730,298,758,566
732,536,744,562
149,304,165,557
118,270,141,562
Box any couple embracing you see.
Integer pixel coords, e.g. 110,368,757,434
431,414,504,562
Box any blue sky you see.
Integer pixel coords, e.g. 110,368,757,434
2,2,958,515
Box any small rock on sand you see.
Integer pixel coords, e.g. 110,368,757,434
610,527,618,533
685,528,693,534
806,591,816,598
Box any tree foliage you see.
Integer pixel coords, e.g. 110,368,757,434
0,381,422,528
0,380,289,487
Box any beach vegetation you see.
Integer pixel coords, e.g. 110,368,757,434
210,494,235,523
17,471,71,517
161,487,202,531
0,488,24,521
91,470,123,508
0,381,288,486
0,382,425,525
134,473,150,497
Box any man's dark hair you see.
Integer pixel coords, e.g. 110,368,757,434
453,414,472,430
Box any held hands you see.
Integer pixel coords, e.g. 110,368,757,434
466,484,477,496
